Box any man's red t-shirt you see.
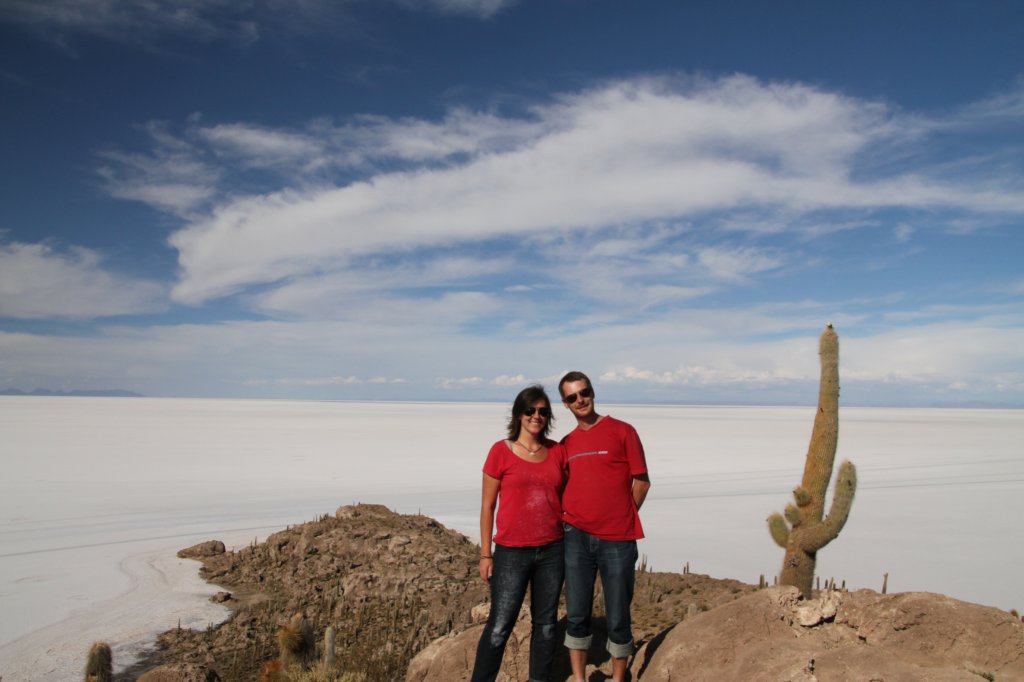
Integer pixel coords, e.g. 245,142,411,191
561,416,647,541
483,440,567,547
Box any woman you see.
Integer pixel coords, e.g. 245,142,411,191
471,385,567,682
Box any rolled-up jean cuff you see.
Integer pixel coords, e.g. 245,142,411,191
606,638,634,658
564,632,592,650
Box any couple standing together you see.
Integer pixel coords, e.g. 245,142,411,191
471,371,651,682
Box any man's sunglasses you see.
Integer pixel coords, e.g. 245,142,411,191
523,406,552,418
562,387,593,404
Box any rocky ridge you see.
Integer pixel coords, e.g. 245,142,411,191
126,504,1024,681
127,503,489,680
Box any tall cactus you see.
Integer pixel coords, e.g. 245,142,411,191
767,325,857,598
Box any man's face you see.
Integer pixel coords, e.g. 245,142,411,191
561,379,595,420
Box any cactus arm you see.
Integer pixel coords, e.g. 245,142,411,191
801,460,857,552
768,512,790,547
784,503,801,526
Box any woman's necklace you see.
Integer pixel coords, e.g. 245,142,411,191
514,440,544,457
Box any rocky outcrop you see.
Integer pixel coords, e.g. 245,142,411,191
138,507,1023,682
407,583,1024,682
136,504,489,681
177,541,225,559
633,586,1024,681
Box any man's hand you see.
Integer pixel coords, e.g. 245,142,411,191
632,474,651,510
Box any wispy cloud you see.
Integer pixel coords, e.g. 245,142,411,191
198,124,325,170
0,0,515,45
118,75,1022,305
96,121,220,216
0,0,259,45
1,302,1020,404
0,241,165,319
5,74,1020,404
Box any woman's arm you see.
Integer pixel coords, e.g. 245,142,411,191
479,472,500,581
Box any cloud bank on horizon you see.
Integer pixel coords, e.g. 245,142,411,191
1,0,1022,406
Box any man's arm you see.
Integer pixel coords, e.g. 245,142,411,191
632,473,651,510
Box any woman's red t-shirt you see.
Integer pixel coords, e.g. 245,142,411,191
483,439,567,547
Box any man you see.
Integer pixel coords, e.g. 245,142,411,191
558,371,651,682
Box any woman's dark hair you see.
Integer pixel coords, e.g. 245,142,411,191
507,384,554,441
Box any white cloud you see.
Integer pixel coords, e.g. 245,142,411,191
894,224,914,243
153,75,1023,304
412,0,515,17
491,374,530,387
437,376,485,389
97,122,220,215
252,274,504,323
328,109,546,165
0,241,165,319
199,124,324,169
929,77,1024,130
1,304,1020,405
696,246,785,283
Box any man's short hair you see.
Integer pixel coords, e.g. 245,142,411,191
558,371,592,399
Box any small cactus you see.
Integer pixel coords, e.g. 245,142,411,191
324,625,336,667
84,641,113,682
277,612,315,668
767,325,858,599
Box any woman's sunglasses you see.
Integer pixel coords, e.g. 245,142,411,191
562,387,593,404
523,407,552,418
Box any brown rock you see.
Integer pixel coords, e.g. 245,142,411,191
145,504,488,680
136,662,221,681
634,587,1024,681
177,541,225,559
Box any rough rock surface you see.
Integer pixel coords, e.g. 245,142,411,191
177,540,226,559
131,504,489,681
633,586,1024,682
135,662,221,681
407,584,1024,681
132,507,1024,682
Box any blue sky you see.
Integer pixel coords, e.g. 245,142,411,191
1,0,1022,406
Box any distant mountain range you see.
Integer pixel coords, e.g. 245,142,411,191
0,388,143,397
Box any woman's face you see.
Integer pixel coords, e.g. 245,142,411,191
520,399,550,438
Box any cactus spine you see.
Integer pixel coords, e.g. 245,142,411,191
767,325,857,599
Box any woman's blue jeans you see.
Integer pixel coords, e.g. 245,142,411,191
470,540,565,682
563,524,637,658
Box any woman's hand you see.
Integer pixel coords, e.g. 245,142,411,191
479,556,493,581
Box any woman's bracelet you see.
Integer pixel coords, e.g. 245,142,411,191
479,555,493,559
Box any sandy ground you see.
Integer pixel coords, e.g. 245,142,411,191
1,396,1021,680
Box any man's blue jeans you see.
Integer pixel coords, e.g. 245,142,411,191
563,523,637,659
470,540,564,682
